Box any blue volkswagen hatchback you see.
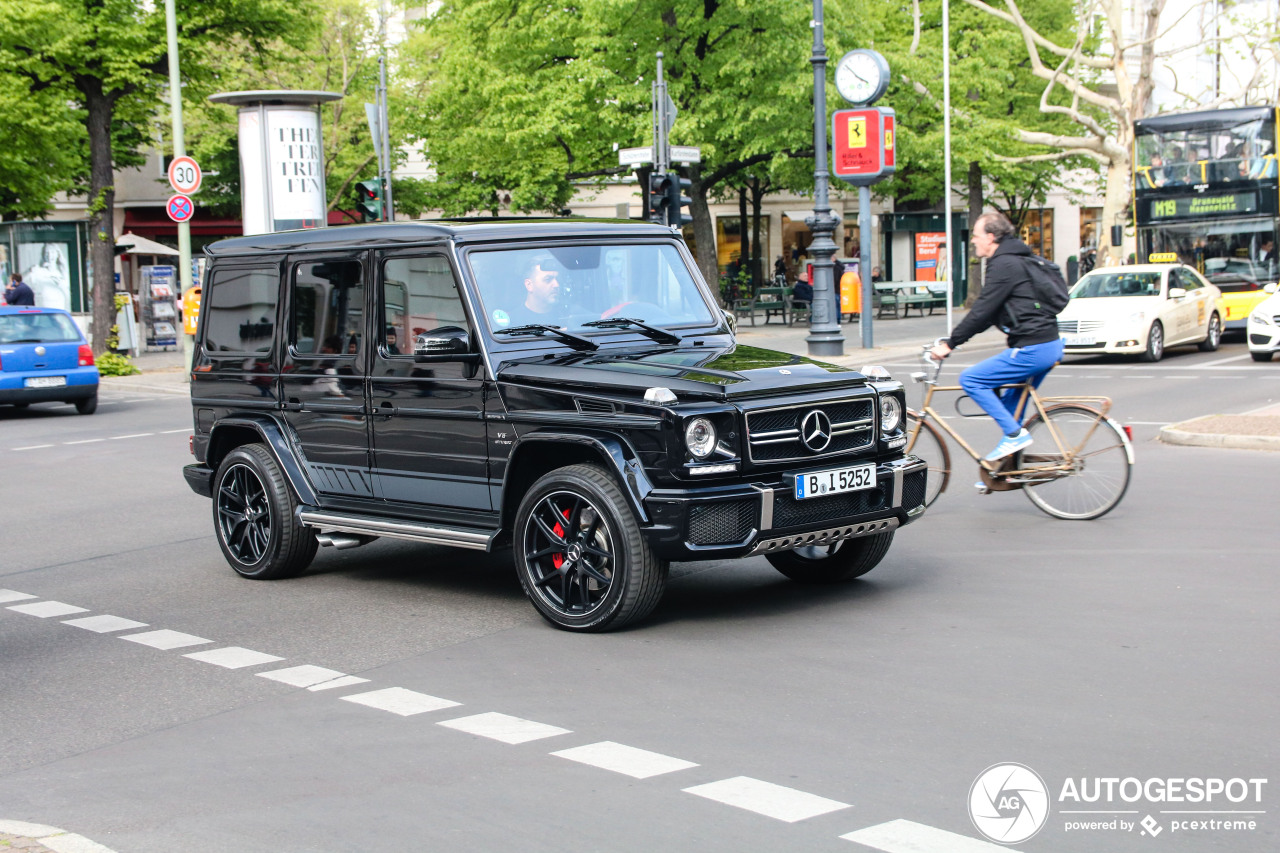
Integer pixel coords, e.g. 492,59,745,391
0,306,100,414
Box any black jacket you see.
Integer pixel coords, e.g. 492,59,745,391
945,238,1060,349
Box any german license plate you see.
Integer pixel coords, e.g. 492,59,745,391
794,463,875,500
24,376,66,388
1062,334,1096,346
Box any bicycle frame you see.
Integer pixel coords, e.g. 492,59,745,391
908,363,1112,482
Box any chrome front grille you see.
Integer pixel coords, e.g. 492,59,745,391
1057,319,1106,334
745,398,876,462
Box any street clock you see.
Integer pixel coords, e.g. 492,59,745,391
835,49,890,106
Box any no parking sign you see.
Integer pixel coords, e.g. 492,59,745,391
167,194,195,223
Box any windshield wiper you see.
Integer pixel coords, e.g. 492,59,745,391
494,324,598,351
581,317,682,346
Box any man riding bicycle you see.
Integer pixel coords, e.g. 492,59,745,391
928,212,1065,464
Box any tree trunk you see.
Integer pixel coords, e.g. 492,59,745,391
688,163,718,288
737,186,749,284
750,178,764,290
965,160,984,308
84,85,117,355
1100,130,1134,265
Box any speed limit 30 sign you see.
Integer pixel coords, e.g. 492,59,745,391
168,156,202,195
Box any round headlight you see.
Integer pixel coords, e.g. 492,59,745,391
684,417,717,459
879,395,902,433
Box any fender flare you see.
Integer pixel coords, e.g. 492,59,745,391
502,430,654,527
207,414,319,506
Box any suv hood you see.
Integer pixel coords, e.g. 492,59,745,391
497,343,871,401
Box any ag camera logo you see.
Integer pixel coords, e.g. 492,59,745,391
969,763,1050,844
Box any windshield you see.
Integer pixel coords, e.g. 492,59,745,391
0,312,82,343
1071,272,1163,299
1139,217,1277,291
468,243,718,337
1136,116,1277,189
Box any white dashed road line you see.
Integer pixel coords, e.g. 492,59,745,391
341,687,461,717
258,664,354,688
13,445,54,451
109,433,154,440
62,615,149,633
62,438,105,445
119,629,212,650
7,601,89,618
552,741,699,779
841,818,1019,851
183,647,285,669
684,776,851,823
0,590,37,603
439,712,572,745
159,428,190,434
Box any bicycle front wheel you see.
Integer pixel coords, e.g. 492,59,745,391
1020,405,1132,520
905,412,950,507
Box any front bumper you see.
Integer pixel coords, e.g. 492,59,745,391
641,456,928,561
1248,319,1280,353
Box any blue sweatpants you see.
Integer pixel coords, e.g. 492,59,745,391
958,338,1064,436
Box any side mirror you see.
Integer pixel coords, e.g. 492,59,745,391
414,326,473,361
1265,283,1278,294
722,308,737,334
1168,287,1187,299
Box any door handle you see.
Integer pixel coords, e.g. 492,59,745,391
282,397,303,411
375,401,396,419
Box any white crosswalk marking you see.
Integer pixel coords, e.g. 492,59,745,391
341,687,460,717
307,675,370,691
7,601,89,618
183,647,285,669
683,776,850,823
0,590,37,603
63,615,148,633
552,741,698,779
119,629,212,650
439,712,571,744
841,818,1021,852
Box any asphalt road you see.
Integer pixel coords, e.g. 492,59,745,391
1,337,1276,853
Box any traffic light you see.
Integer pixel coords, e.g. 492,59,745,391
356,179,383,222
648,171,672,225
667,169,693,228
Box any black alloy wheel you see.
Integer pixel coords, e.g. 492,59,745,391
523,489,615,617
514,464,667,632
213,444,317,579
217,462,273,565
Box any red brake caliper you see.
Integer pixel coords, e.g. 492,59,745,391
551,507,572,569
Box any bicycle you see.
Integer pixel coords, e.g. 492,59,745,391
904,340,1134,520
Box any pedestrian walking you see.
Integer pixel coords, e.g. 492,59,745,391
4,273,34,306
928,212,1066,466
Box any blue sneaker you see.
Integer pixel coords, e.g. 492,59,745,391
984,428,1032,461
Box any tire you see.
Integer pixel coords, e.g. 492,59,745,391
1141,321,1164,362
74,394,98,415
12,402,29,409
213,443,317,579
1198,313,1222,352
905,412,950,507
1020,405,1132,520
766,531,895,583
1253,351,1274,362
514,463,668,632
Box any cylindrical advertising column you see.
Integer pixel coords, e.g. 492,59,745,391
209,91,342,236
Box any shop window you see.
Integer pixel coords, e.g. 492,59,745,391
1020,209,1055,261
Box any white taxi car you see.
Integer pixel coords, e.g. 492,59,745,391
1247,286,1280,361
1058,264,1224,362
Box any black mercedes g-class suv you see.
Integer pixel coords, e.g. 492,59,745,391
183,220,928,631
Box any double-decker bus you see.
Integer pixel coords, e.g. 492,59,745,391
1134,106,1279,329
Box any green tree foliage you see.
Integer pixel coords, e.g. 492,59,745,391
0,78,84,220
399,0,822,281
0,0,314,351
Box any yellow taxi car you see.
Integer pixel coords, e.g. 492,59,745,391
1201,257,1276,331
1057,264,1224,362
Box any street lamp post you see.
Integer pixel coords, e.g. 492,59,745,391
805,0,845,358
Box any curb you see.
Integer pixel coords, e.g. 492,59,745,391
0,819,119,853
1159,417,1280,451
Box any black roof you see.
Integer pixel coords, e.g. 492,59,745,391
204,218,677,257
1135,106,1276,135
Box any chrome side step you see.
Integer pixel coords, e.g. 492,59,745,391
298,510,497,552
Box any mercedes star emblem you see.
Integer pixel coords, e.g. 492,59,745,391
800,410,833,452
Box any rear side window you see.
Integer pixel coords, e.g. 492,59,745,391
292,260,365,356
0,312,82,344
203,267,280,353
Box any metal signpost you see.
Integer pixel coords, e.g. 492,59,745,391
617,55,698,228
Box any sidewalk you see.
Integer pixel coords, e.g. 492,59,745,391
1160,402,1280,451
